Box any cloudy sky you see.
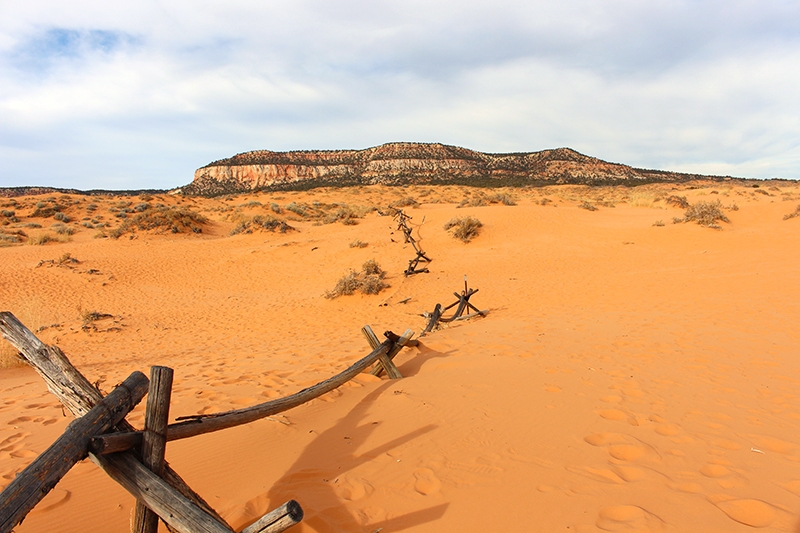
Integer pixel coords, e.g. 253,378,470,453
1,1,799,190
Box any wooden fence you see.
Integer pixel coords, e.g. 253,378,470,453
0,312,416,533
422,279,487,336
391,209,431,276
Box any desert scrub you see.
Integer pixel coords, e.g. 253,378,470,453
326,260,388,298
52,222,75,235
28,232,69,245
457,191,516,208
674,200,730,229
578,201,598,211
784,204,800,220
110,206,208,238
0,229,26,246
349,240,368,248
229,215,294,235
390,196,419,208
444,216,483,243
666,195,690,209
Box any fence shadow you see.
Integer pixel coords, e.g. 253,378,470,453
265,382,438,532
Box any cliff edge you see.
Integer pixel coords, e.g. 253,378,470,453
182,142,720,196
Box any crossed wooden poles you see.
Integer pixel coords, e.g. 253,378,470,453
392,209,431,276
0,312,416,533
422,279,488,336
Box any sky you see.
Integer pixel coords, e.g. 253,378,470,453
1,1,799,190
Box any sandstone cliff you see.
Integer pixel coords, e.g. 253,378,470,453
182,142,721,196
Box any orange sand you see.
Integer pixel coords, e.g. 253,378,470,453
2,182,800,532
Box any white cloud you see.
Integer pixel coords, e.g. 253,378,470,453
1,0,799,189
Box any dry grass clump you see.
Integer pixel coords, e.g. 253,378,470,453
666,195,690,209
457,191,517,208
349,240,368,248
325,259,388,298
0,229,26,246
783,204,800,220
652,220,665,227
230,215,294,236
578,201,598,211
444,216,483,243
390,197,419,208
28,231,69,245
673,200,730,229
283,201,376,225
110,206,208,238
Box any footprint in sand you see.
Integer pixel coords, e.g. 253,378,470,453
29,489,71,515
567,465,626,484
707,494,780,528
596,505,665,532
598,409,628,421
413,468,442,495
334,476,373,501
654,423,682,436
584,433,662,464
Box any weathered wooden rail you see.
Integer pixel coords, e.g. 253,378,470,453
421,279,488,336
0,311,416,533
391,208,431,275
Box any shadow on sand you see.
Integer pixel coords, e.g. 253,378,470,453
264,381,444,532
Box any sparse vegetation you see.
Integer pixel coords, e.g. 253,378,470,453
784,204,800,220
673,200,730,229
390,197,419,208
325,260,389,298
444,216,483,243
110,206,208,238
666,195,690,209
349,240,368,248
28,232,69,245
456,191,517,208
229,214,294,235
652,220,665,227
578,201,598,211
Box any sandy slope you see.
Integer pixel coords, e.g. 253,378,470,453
2,182,800,532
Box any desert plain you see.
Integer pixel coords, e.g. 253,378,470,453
2,181,800,532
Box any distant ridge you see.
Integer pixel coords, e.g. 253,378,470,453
0,186,168,198
182,142,732,196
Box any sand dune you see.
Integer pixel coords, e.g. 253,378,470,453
2,182,800,532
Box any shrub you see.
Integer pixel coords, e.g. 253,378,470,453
444,216,483,243
325,260,388,298
487,192,517,206
666,195,690,209
229,215,294,235
31,205,63,218
52,223,75,235
349,240,368,248
111,206,208,238
1,210,14,217
784,204,800,220
28,232,63,245
390,197,419,208
270,203,282,214
675,200,730,228
652,220,665,227
578,201,598,211
53,212,70,222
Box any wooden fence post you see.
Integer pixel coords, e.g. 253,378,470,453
0,371,149,533
133,366,174,533
0,312,230,529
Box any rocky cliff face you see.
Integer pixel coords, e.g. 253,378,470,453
182,142,718,196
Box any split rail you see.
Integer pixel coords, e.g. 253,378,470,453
0,312,416,533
